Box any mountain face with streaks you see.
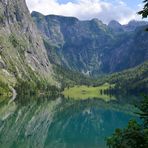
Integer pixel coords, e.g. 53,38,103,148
0,0,147,95
0,96,136,148
0,0,56,92
32,11,148,76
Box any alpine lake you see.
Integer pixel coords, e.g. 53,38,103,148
0,85,140,148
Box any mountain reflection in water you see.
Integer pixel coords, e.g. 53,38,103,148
0,96,138,148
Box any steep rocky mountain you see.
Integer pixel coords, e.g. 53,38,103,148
0,0,56,93
108,20,148,32
102,26,148,73
32,11,148,76
32,12,114,75
123,20,148,32
108,20,124,33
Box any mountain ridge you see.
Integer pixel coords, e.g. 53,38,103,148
0,2,147,96
32,11,148,76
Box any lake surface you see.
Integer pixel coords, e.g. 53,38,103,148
0,96,138,148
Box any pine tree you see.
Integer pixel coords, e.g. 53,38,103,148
138,0,148,18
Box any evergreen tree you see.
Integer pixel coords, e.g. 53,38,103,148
106,96,148,148
138,0,148,31
138,0,148,18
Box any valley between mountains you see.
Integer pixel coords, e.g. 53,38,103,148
0,0,147,98
0,1,148,148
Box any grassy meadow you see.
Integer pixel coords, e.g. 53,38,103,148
62,83,116,101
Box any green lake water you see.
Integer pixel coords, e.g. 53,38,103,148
0,96,138,148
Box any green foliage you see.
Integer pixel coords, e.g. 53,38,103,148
138,0,148,31
96,62,148,95
15,79,37,96
0,9,5,25
0,81,10,96
138,0,148,18
63,84,115,101
54,62,148,95
15,79,60,98
106,96,148,148
0,13,4,24
53,65,95,90
9,34,19,48
138,95,148,128
107,120,147,148
8,34,27,57
43,39,61,64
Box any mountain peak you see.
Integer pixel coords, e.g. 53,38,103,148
108,20,123,32
123,20,148,31
31,11,44,17
108,20,121,26
127,20,148,27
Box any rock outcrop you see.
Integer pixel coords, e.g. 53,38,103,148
0,0,55,85
32,11,148,76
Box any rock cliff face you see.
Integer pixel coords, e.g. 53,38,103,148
108,20,148,32
31,12,114,75
0,0,55,87
108,20,123,33
0,0,147,90
32,11,148,76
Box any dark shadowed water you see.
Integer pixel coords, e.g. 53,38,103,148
0,96,138,148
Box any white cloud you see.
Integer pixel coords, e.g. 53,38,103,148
25,0,142,24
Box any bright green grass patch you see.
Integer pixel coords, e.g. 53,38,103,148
62,83,116,101
0,69,16,97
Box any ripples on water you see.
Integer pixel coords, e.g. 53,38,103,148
0,95,138,148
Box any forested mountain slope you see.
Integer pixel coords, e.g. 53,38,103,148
103,61,148,94
54,61,148,94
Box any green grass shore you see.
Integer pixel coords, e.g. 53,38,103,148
63,83,116,101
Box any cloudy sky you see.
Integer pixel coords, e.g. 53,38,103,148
26,0,144,24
